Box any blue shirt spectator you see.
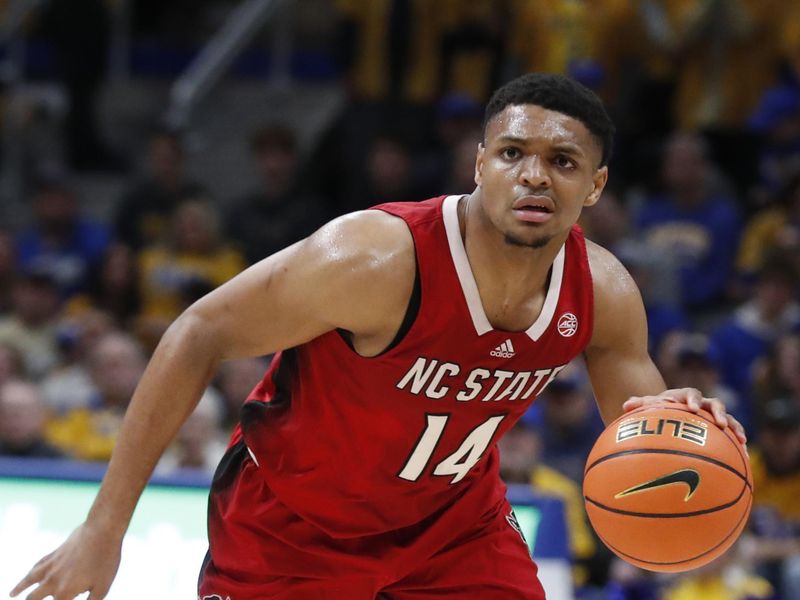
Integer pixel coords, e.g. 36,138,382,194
523,362,605,484
710,258,800,434
16,172,110,299
635,133,741,312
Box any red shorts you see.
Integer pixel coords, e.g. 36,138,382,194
198,442,545,599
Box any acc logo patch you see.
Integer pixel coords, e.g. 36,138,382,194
201,595,231,600
557,312,578,337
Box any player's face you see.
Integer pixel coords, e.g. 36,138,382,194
475,104,607,248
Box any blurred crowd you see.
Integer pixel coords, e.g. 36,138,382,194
1,1,800,599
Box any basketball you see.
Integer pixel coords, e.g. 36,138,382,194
583,402,752,572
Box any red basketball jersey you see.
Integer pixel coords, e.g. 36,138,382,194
234,195,594,538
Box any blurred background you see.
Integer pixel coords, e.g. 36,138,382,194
0,0,799,598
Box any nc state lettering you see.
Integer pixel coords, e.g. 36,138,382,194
396,357,566,402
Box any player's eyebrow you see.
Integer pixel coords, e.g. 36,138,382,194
496,136,587,159
496,135,530,145
550,143,585,158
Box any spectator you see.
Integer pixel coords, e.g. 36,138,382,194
711,257,800,434
439,132,483,196
610,235,686,354
580,189,633,253
601,558,660,600
0,228,16,314
0,343,25,386
781,2,800,79
656,332,739,416
15,170,110,299
157,388,227,475
437,1,508,102
737,171,800,278
46,332,146,461
627,0,789,132
0,270,61,380
748,86,800,199
347,132,424,211
524,361,605,484
114,129,203,250
226,125,328,264
498,421,596,588
0,379,64,458
508,0,603,79
335,0,443,105
41,308,115,415
39,0,119,171
753,332,800,416
137,197,245,347
336,0,506,104
66,242,141,329
635,133,741,313
662,542,774,600
417,94,483,195
743,398,800,599
216,356,271,431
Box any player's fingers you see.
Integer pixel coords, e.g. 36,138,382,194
701,397,729,427
623,395,663,409
23,581,53,600
680,388,703,411
87,577,114,600
11,566,47,597
10,577,33,597
88,585,110,600
727,413,748,445
11,551,57,597
32,551,55,569
622,396,643,411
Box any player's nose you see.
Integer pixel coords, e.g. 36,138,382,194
518,155,551,189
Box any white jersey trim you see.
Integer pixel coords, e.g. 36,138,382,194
442,194,565,341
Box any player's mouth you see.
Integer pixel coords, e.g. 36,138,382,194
511,195,554,223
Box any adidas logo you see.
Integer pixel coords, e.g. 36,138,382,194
490,339,515,358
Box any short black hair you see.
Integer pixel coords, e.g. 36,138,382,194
484,73,615,167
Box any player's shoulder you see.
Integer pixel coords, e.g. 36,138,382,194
584,239,639,303
585,239,646,348
307,209,415,269
300,209,417,300
299,210,417,342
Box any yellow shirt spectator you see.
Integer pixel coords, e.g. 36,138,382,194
530,464,596,569
336,0,506,103
736,208,789,274
138,199,245,322
751,448,800,524
139,245,244,321
663,572,773,600
46,407,121,462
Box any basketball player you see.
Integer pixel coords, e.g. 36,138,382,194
12,73,746,600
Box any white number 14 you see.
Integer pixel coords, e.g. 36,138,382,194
398,414,506,483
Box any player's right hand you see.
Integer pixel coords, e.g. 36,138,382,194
9,521,122,600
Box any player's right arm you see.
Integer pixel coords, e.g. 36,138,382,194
11,210,416,600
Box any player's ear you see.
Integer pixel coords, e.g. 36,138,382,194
584,165,608,207
475,143,485,186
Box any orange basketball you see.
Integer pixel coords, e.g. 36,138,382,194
582,402,752,572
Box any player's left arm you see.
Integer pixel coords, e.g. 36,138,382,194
582,240,747,443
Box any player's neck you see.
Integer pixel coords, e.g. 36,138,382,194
459,194,565,304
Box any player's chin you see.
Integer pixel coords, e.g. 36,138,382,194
502,229,553,249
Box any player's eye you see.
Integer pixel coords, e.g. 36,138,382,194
500,147,521,161
554,155,576,169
